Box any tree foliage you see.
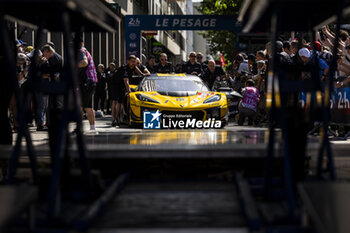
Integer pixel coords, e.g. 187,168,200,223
197,0,243,63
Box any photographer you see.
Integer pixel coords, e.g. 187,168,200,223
231,54,250,92
253,60,266,92
238,79,260,126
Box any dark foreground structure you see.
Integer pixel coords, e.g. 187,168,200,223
0,0,350,233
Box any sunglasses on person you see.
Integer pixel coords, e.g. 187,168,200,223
190,55,196,58
160,58,167,61
196,56,203,59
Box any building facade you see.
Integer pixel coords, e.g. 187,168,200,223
13,0,203,68
192,2,209,61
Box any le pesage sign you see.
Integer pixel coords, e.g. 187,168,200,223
125,15,240,59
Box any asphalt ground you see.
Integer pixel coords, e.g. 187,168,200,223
10,112,350,180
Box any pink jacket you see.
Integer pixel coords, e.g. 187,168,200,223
241,86,260,111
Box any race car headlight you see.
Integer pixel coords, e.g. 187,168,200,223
203,95,221,104
136,94,159,103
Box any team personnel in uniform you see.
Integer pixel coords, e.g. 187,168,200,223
201,60,226,90
182,51,203,76
94,64,107,113
111,55,144,127
136,57,151,76
107,63,119,127
154,53,174,73
196,52,207,70
146,55,156,74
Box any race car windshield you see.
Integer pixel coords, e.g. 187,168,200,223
141,79,209,94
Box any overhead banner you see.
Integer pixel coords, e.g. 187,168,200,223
125,15,240,59
330,86,350,124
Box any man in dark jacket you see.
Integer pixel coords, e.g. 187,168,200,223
182,51,203,76
201,60,226,90
154,53,174,73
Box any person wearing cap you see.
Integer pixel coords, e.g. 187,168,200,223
45,42,63,81
24,48,50,131
16,39,24,53
25,46,34,54
256,50,266,62
46,42,55,49
238,79,260,126
299,48,329,80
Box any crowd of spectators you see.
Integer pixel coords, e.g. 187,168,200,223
13,39,63,133
7,25,350,135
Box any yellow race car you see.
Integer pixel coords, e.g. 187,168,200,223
118,73,228,129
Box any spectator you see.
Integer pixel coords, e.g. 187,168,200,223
253,60,266,90
94,64,107,113
299,48,329,80
290,40,300,57
238,79,260,126
25,46,34,54
9,53,27,132
265,41,284,57
182,51,203,76
25,49,49,131
247,54,258,75
41,43,64,158
46,41,55,49
256,50,266,61
236,53,249,74
15,39,25,53
40,44,62,132
283,41,292,56
340,29,349,42
154,53,174,73
78,39,98,134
